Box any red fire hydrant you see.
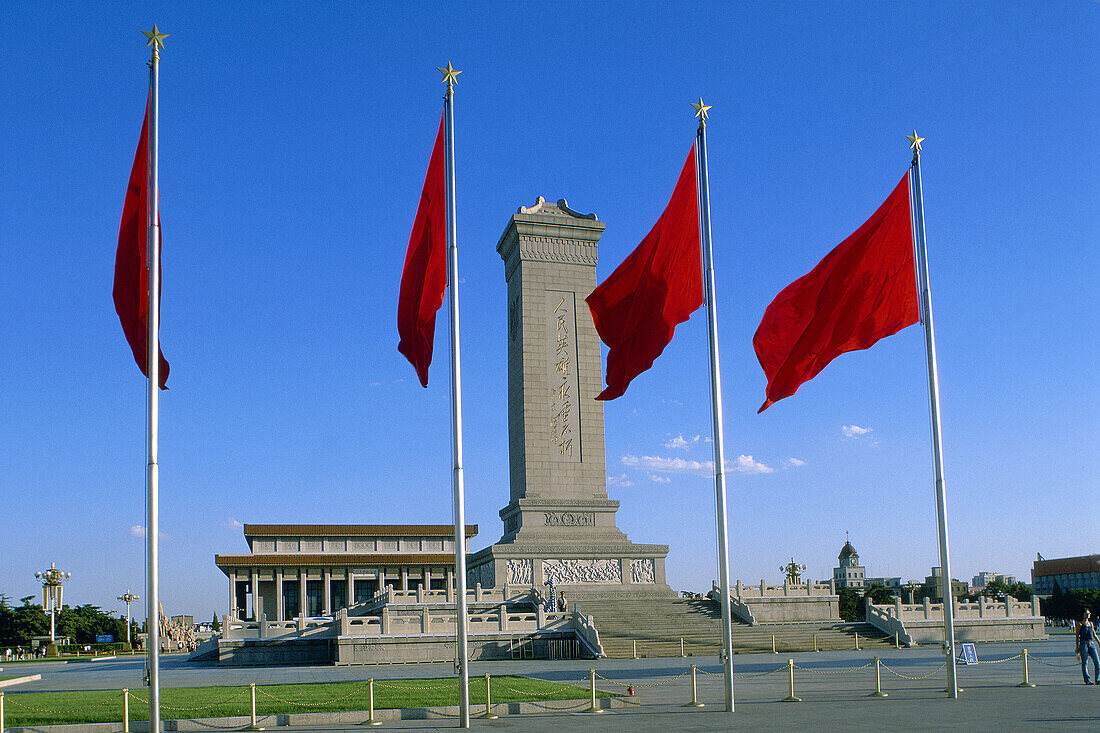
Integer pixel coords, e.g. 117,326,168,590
627,685,635,696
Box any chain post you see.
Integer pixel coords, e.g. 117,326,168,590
813,633,818,652
772,635,777,653
123,688,129,733
684,664,705,707
681,637,685,657
1,690,5,733
633,640,638,659
1017,648,1036,687
244,682,264,731
855,632,860,651
868,657,888,697
586,669,603,713
782,659,800,702
363,678,382,725
480,673,498,719
895,632,900,649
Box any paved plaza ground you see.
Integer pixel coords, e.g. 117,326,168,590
3,635,1097,731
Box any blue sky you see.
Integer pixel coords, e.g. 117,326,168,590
2,2,1096,621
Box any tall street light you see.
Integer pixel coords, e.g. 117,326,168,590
117,591,140,649
35,563,70,655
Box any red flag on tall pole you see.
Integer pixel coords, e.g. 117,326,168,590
114,94,169,389
397,112,447,387
586,145,702,400
753,172,917,412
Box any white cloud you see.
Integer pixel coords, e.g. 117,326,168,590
607,473,635,488
649,474,672,483
663,434,690,449
842,425,873,438
784,457,806,468
621,454,773,476
128,525,146,538
222,517,244,530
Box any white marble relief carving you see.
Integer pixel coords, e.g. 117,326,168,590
543,559,622,585
506,559,532,585
631,559,655,584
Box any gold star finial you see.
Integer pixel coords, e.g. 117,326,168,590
691,97,712,124
142,24,169,51
907,130,925,156
437,62,461,90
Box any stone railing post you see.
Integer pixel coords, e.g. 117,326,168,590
500,608,508,632
475,583,483,602
259,613,268,639
536,605,547,629
783,579,791,596
736,580,742,599
337,608,348,635
381,607,391,635
923,597,931,619
222,615,233,639
978,596,985,618
1031,595,1041,616
894,596,902,618
760,579,766,596
1006,598,1014,618
421,607,430,633
297,613,306,632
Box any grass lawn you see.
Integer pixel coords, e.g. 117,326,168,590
1,676,599,726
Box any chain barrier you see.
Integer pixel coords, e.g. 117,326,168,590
593,669,691,688
971,654,1021,664
494,679,589,698
698,664,786,680
792,660,874,675
1034,656,1080,668
129,687,249,712
5,690,124,713
372,680,459,691
880,661,947,680
255,682,369,708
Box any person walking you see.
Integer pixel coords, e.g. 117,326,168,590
1076,609,1100,684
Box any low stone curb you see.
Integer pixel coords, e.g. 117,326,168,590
2,696,620,732
0,674,42,689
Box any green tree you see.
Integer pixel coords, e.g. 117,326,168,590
211,613,220,632
837,588,860,621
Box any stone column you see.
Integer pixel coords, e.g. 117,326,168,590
323,570,332,616
251,569,261,621
401,567,408,591
299,569,307,619
345,569,353,610
228,570,236,618
275,571,284,622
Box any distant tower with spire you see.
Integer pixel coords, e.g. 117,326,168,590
833,532,867,589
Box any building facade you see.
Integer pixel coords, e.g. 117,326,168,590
833,541,866,589
215,524,477,621
1031,554,1100,595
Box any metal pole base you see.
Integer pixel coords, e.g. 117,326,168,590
868,691,888,698
684,701,706,708
479,710,499,719
243,726,265,731
1016,682,1036,688
781,695,801,703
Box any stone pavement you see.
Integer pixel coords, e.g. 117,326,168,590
4,636,1098,731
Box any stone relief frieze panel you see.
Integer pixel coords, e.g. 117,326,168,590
506,559,532,585
631,559,655,584
543,511,595,527
543,559,622,585
467,561,494,589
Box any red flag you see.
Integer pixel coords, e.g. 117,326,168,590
753,172,918,413
586,145,701,400
397,112,447,387
114,95,169,389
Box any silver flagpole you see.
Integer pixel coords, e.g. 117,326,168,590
142,24,168,733
439,62,471,728
907,132,958,698
693,99,735,712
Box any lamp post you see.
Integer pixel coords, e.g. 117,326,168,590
35,563,71,655
117,591,140,648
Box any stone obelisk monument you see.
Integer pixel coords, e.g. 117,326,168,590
467,198,673,599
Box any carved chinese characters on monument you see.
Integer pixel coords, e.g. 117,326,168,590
548,290,581,462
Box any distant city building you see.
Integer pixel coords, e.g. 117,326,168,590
923,566,968,600
1031,553,1100,595
215,524,478,621
971,571,1017,589
833,541,865,589
831,539,900,590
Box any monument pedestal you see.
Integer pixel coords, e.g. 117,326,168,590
467,198,673,600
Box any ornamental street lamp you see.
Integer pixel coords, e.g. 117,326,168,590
117,591,140,648
780,558,808,585
35,563,70,654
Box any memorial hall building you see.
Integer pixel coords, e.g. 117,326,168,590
215,524,477,622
